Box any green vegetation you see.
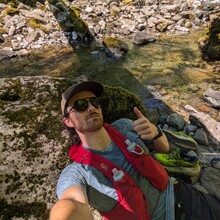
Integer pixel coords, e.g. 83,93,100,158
1,7,19,15
1,0,45,7
73,18,89,35
199,15,220,60
103,36,129,54
69,6,80,22
101,85,147,124
26,18,50,33
0,198,48,220
0,27,6,34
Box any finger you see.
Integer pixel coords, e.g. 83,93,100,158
134,107,144,119
133,117,145,127
136,128,151,136
134,123,150,133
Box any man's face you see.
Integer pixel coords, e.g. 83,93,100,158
63,91,103,134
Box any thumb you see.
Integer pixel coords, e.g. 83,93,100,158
134,107,144,119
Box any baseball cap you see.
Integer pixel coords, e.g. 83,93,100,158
61,81,103,115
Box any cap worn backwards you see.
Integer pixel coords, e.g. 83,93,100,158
61,81,103,115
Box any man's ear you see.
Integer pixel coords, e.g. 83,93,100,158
63,117,75,128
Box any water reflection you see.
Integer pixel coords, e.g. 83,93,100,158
0,30,219,103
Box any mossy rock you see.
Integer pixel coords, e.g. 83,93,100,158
0,76,149,220
103,36,129,58
73,18,89,36
69,6,81,22
122,0,133,6
1,0,45,7
1,7,19,16
47,0,65,5
26,18,50,33
100,85,147,124
199,15,220,61
0,198,48,220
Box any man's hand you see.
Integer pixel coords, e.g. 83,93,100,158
133,107,169,152
133,107,158,140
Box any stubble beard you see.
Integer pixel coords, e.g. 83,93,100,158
76,113,103,133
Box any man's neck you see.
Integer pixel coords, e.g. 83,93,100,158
79,127,111,151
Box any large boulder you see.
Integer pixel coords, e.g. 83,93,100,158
0,76,146,219
198,15,220,60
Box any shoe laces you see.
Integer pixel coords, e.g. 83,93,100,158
167,149,182,160
168,149,198,163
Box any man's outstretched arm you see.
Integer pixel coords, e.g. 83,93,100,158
50,186,93,220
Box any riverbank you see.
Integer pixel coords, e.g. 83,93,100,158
0,0,220,60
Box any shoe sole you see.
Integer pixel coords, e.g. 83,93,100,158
163,164,201,177
162,129,198,151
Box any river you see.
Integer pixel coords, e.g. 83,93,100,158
0,29,219,116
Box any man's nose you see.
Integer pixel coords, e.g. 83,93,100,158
87,101,95,112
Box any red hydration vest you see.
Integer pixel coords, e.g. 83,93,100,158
69,123,169,220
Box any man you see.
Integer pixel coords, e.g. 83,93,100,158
50,81,220,220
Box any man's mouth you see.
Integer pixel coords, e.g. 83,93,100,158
87,113,99,120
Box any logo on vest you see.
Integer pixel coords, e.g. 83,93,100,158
100,163,108,171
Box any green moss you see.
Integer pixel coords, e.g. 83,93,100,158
2,7,19,15
199,16,220,60
69,6,80,22
73,18,89,34
0,91,21,102
0,17,4,23
0,0,18,7
0,79,25,103
121,0,133,5
26,18,50,33
35,114,64,140
0,27,6,34
2,107,41,125
103,36,123,48
100,85,147,124
47,0,65,5
0,198,48,220
1,0,45,7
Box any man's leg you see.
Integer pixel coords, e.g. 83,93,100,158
174,181,220,220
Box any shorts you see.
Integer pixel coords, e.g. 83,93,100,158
174,181,220,220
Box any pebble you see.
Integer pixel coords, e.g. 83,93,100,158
0,0,220,60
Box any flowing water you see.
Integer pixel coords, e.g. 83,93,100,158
0,29,219,112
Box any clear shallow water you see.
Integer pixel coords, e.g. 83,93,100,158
0,29,219,104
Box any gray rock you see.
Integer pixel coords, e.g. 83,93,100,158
166,112,185,130
26,31,41,43
185,124,198,132
0,49,17,60
204,89,220,108
132,31,156,45
8,25,16,36
200,166,220,200
190,112,220,148
48,4,60,14
20,10,46,23
103,36,129,58
194,128,209,146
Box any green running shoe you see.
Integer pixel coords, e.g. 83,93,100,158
153,149,201,176
162,129,198,152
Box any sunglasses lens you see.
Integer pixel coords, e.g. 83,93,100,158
74,99,89,112
90,97,100,108
73,97,100,112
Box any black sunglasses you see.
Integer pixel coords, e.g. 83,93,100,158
68,97,100,113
